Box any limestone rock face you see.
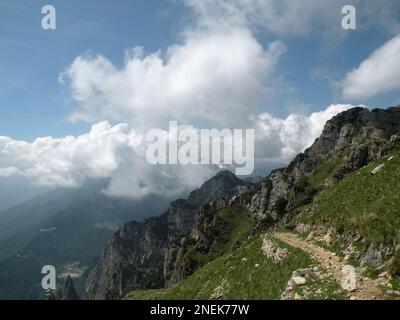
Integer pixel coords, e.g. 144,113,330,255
249,179,272,219
86,171,251,299
247,106,400,220
85,214,168,300
360,245,383,268
163,171,254,287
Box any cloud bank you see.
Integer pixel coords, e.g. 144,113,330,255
0,104,356,197
0,122,216,199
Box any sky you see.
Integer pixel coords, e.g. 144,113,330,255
0,0,400,208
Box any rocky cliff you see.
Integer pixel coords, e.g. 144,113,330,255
86,171,255,299
85,214,168,299
248,106,400,221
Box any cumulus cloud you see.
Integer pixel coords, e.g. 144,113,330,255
342,35,400,100
60,30,285,129
0,104,355,198
0,122,216,199
254,104,356,160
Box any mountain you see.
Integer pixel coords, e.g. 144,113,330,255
0,179,173,300
85,171,258,299
89,106,400,300
0,176,48,212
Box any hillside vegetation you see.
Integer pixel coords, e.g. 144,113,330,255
126,234,344,300
126,146,400,300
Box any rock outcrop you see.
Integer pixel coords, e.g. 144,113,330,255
57,276,79,300
248,106,400,220
85,214,168,300
261,236,288,263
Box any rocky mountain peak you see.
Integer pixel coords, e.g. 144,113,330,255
308,106,400,158
186,170,247,206
249,106,400,223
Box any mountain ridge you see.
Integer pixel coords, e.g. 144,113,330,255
87,105,400,300
85,170,257,299
0,179,172,300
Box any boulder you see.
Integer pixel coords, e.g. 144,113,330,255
341,265,357,292
292,276,307,286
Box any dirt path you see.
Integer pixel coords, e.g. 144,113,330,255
273,232,385,300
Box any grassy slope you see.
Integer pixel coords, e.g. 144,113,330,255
126,235,344,300
300,150,400,245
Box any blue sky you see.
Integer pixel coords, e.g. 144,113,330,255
0,0,183,139
0,0,399,140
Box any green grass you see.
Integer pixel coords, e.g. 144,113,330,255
180,203,255,276
300,150,400,246
125,235,345,300
308,156,344,187
291,155,345,212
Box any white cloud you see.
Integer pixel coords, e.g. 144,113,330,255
342,35,400,100
60,30,285,129
0,122,216,199
254,104,356,160
0,104,355,198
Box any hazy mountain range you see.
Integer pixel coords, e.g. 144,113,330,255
0,178,173,299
